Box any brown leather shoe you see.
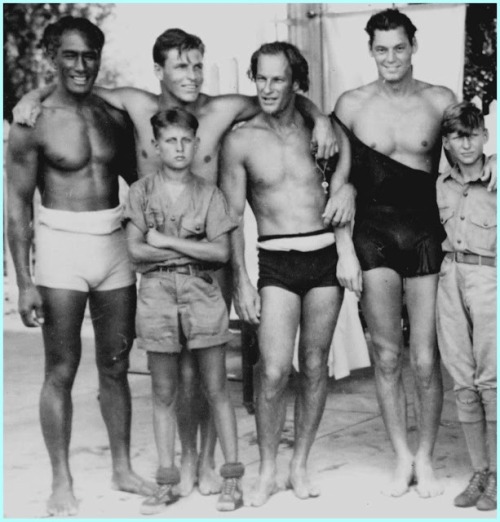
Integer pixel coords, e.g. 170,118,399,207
454,471,488,508
477,472,497,511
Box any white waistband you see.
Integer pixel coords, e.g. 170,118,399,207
258,232,335,252
38,206,123,235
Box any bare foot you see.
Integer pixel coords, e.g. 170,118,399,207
175,454,197,497
414,457,444,498
47,483,79,517
381,458,414,497
198,464,222,495
288,468,320,499
112,470,156,496
248,473,279,507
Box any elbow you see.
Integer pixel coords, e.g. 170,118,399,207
214,245,230,264
126,244,142,264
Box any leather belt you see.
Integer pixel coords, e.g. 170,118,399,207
446,252,496,267
149,263,213,275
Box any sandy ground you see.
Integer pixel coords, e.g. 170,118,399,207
3,312,496,519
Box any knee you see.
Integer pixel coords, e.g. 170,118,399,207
97,342,131,380
152,380,177,408
410,348,439,386
455,388,483,423
479,388,497,422
203,381,228,405
259,363,289,396
45,363,79,390
299,353,327,384
372,341,401,377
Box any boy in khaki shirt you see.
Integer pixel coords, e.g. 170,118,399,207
436,102,496,511
124,108,243,514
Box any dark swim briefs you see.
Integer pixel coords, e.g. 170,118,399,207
257,243,340,297
331,112,446,278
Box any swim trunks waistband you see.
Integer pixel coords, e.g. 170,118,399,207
38,205,123,235
258,229,335,252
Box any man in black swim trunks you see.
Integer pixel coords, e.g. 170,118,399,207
221,42,359,508
330,8,496,498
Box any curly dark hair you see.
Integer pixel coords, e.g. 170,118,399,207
42,16,105,58
365,8,417,47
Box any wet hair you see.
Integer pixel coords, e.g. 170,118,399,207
150,108,199,139
247,41,309,93
441,102,485,137
41,16,105,58
152,28,205,66
365,8,417,47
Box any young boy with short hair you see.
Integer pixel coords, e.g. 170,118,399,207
124,108,244,514
436,101,496,511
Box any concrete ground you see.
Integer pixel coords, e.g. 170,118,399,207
3,313,496,519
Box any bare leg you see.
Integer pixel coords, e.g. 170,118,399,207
39,286,87,516
176,348,220,496
251,287,301,507
361,269,414,497
147,352,178,470
405,275,444,498
289,286,344,499
197,345,238,463
90,286,155,496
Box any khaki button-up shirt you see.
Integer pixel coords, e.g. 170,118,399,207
436,163,496,257
124,172,237,273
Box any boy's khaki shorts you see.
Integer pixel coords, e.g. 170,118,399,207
136,270,231,353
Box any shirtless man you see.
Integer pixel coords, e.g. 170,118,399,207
14,28,350,497
220,42,359,507
330,8,495,498
6,17,154,516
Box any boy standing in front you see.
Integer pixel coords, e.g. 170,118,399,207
124,108,243,514
436,102,496,511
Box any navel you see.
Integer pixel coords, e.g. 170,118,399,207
204,155,211,163
370,143,377,149
421,140,428,148
141,149,148,159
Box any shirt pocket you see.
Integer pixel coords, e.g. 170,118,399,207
438,206,454,227
467,213,496,253
181,217,206,239
145,207,165,230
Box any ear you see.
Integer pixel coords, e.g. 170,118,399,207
152,138,159,151
483,128,489,144
411,37,418,54
368,42,374,58
153,63,163,81
194,137,200,149
443,136,450,151
292,80,300,93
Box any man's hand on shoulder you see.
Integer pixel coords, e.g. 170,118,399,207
18,285,44,327
13,94,42,128
233,277,261,326
322,183,356,227
481,153,497,192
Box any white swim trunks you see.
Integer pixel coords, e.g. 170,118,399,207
35,206,136,292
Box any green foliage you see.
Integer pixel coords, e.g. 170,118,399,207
463,3,497,113
3,3,115,121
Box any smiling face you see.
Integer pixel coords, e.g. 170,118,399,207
155,48,204,104
154,124,198,171
54,30,101,96
255,53,298,116
370,27,416,83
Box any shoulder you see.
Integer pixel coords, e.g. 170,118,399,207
334,84,375,125
418,82,457,112
129,173,155,196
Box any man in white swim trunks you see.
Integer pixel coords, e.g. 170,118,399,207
7,16,155,517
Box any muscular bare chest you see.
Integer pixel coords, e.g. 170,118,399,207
353,97,442,163
41,106,121,172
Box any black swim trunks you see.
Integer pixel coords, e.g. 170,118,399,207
257,242,340,297
331,112,445,277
